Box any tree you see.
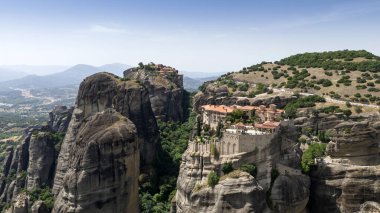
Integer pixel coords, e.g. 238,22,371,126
216,120,223,138
301,143,326,173
207,171,219,187
343,109,352,118
196,117,201,136
138,62,144,68
222,163,233,174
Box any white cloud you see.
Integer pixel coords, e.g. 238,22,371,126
88,24,127,33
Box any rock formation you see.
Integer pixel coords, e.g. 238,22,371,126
52,72,159,212
48,106,73,133
175,171,266,213
124,64,184,122
310,120,380,212
52,109,139,213
26,132,55,190
173,121,310,213
193,82,295,114
0,105,72,212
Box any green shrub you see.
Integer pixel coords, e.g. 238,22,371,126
240,163,257,177
301,143,326,173
27,187,55,210
317,79,333,87
207,171,219,187
222,163,234,174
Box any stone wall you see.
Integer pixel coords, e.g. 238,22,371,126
188,130,278,156
221,132,277,155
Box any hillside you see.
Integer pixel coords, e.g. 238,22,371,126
202,50,380,109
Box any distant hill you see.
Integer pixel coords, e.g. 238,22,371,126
183,76,219,92
0,65,69,76
180,71,226,79
202,50,380,107
0,63,132,91
0,68,28,82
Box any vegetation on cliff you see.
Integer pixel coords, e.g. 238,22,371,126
140,91,195,213
301,143,327,173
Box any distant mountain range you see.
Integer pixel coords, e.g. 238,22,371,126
183,76,219,92
0,63,223,92
0,68,29,82
0,63,132,91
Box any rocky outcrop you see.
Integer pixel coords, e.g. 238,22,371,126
358,201,380,213
52,72,159,212
270,175,310,213
31,201,49,213
75,72,158,167
4,192,28,213
26,132,55,190
176,171,266,213
311,163,380,213
124,66,184,122
0,106,73,211
326,121,380,165
173,121,308,213
310,120,380,213
48,106,73,133
52,109,139,213
193,85,295,114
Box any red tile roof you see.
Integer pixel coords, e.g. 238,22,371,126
254,121,280,129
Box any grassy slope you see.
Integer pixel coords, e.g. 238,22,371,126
210,50,380,106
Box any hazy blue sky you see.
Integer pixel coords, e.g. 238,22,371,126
0,0,379,73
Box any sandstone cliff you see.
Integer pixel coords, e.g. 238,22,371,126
173,121,310,213
0,105,72,212
310,120,380,213
48,106,73,133
124,64,184,122
52,72,159,212
52,109,139,213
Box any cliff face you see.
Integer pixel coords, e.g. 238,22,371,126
193,83,295,114
52,109,139,213
173,121,310,213
0,105,72,212
48,106,73,133
310,120,380,213
175,171,266,213
124,66,184,122
52,72,159,212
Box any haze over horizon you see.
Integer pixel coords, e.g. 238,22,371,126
0,0,380,74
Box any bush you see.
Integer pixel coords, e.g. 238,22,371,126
343,109,352,118
240,163,257,177
317,79,333,87
284,95,325,118
27,187,55,210
301,143,326,173
354,106,363,113
222,163,234,174
207,171,219,187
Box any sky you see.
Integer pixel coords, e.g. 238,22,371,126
0,0,380,73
